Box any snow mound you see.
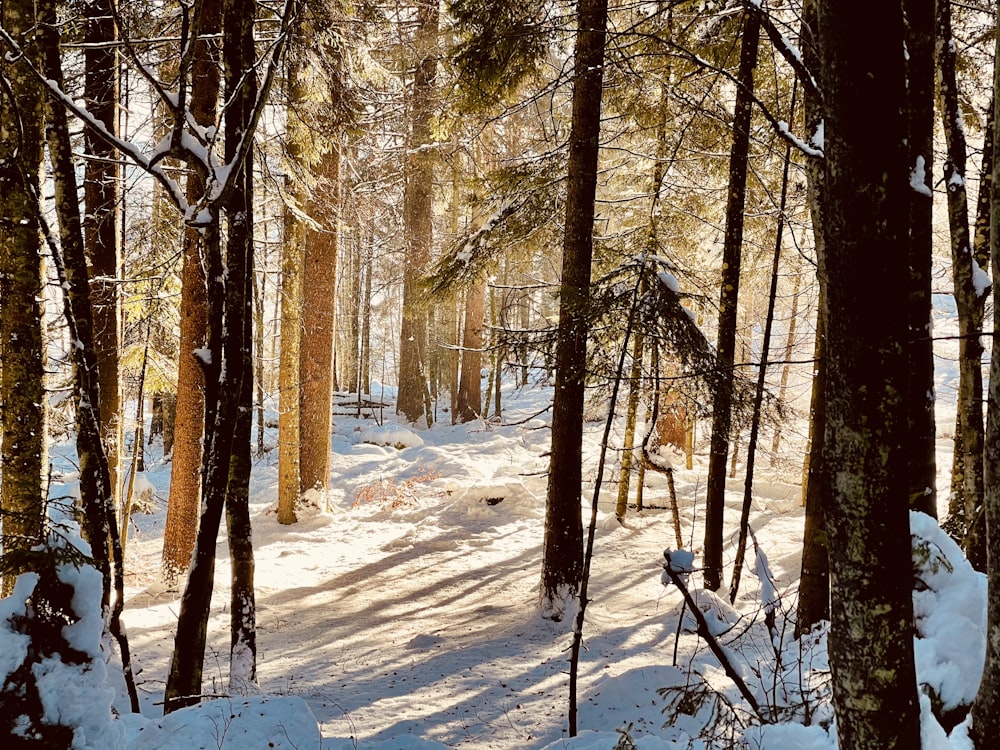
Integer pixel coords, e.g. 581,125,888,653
124,695,320,749
358,424,424,449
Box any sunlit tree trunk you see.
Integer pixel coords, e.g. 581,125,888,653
0,0,47,597
161,0,223,582
456,279,486,422
397,0,439,425
939,0,989,567
300,147,340,495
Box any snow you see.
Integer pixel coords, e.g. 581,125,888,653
911,155,934,197
6,379,989,749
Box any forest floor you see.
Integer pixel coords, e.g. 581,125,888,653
49,375,964,749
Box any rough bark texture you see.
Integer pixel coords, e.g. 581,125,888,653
300,148,340,495
702,11,760,592
456,279,486,422
161,0,223,582
938,0,988,568
0,0,47,595
539,0,608,619
84,0,123,514
794,0,829,638
164,0,257,707
970,37,1000,745
396,0,439,425
278,73,305,523
818,0,922,744
904,0,937,518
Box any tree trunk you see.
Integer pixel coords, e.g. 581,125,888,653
818,0,922,743
84,0,123,515
904,0,937,518
161,0,222,582
938,0,988,568
793,0,829,639
456,279,486,422
702,9,760,592
0,0,47,596
969,36,1000,744
164,0,257,706
397,0,439,425
299,146,340,495
539,0,608,620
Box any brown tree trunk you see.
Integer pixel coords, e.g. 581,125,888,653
161,0,222,582
970,35,1000,745
300,147,340,495
397,0,439,425
0,0,47,596
938,0,988,568
456,279,486,422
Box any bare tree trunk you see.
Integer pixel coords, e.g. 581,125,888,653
904,0,937,518
939,0,989,567
397,0,439,425
0,0,47,597
84,0,123,514
703,9,760,592
161,0,222,582
300,147,340,495
540,0,608,619
818,0,922,741
456,279,486,422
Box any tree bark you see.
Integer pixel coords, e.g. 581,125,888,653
164,0,258,707
818,0,922,743
539,0,608,619
0,0,47,596
904,0,937,518
970,34,1000,745
300,147,340,495
161,0,223,582
84,0,123,516
397,0,439,425
938,0,988,568
456,279,486,422
702,10,760,592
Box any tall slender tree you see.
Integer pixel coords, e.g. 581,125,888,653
702,10,761,592
161,0,223,582
397,0,440,425
83,0,123,513
539,0,608,620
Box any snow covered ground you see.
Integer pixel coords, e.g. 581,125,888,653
3,372,985,748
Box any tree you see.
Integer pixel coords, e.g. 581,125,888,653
794,0,829,639
702,9,761,593
0,0,47,596
938,0,990,567
299,147,341,495
970,27,1000,744
455,279,486,422
83,0,123,515
539,0,608,620
903,0,937,518
161,0,223,583
397,0,440,426
817,0,922,743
